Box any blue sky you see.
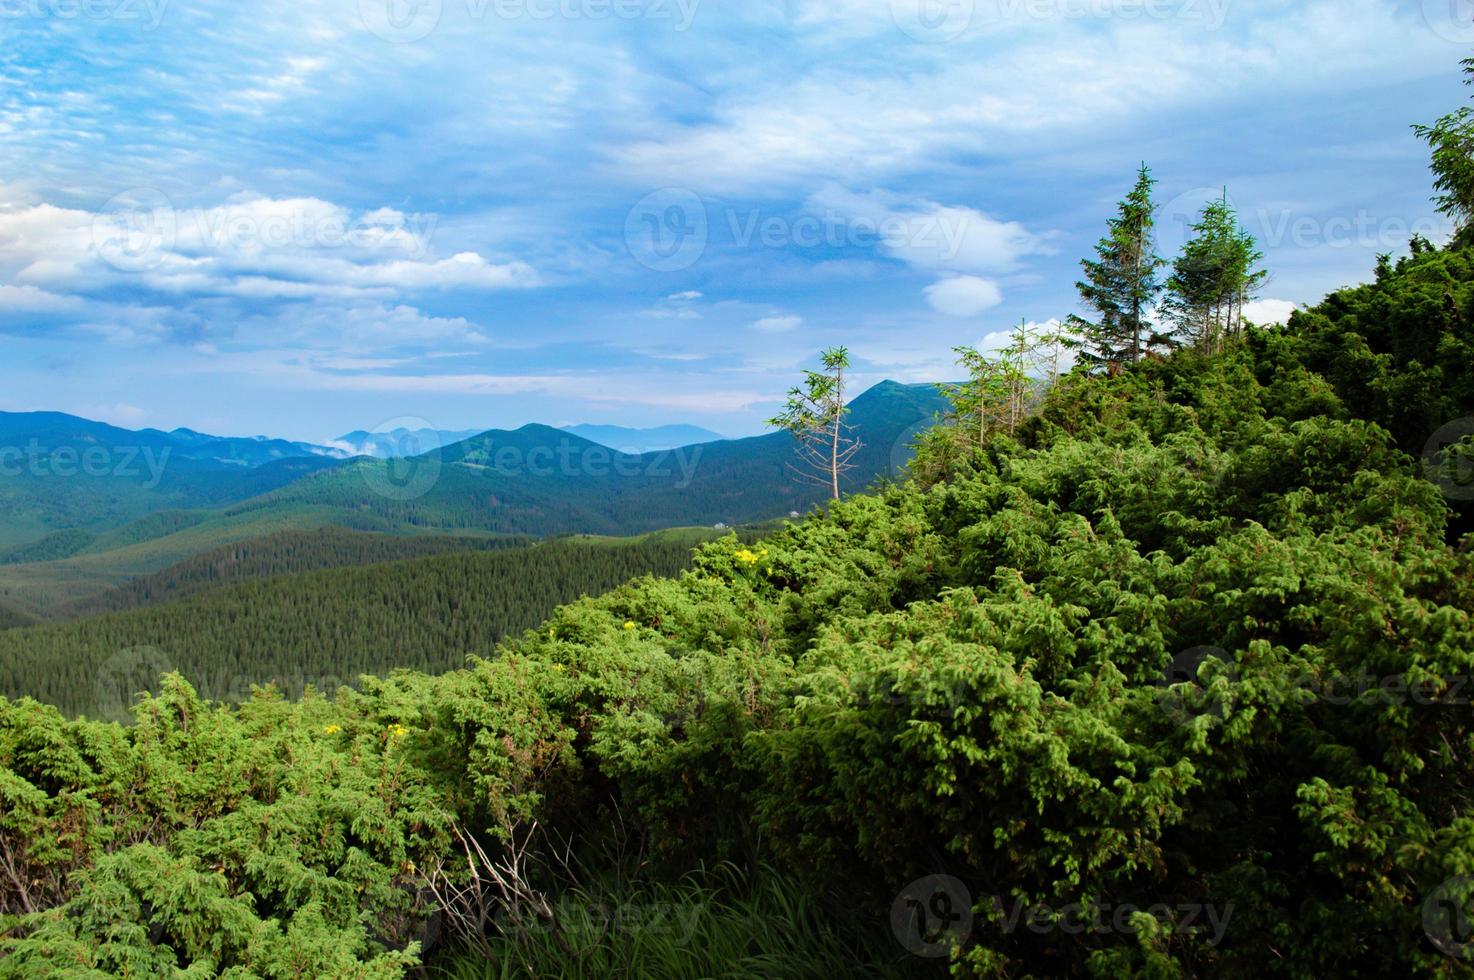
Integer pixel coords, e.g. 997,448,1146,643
0,0,1465,442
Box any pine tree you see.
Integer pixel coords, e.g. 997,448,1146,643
1413,57,1474,245
1070,163,1165,370
767,347,861,500
1163,192,1266,354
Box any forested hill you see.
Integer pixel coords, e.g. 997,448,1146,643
62,527,535,617
168,379,949,538
0,529,743,719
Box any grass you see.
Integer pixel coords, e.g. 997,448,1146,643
428,864,930,980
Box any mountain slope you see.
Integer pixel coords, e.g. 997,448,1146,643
0,529,748,718
0,412,348,551
0,382,943,617
222,380,947,537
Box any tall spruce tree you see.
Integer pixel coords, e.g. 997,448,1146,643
1069,163,1165,370
1163,192,1266,354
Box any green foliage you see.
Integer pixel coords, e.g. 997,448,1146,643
69,527,532,617
1414,57,1474,243
0,532,739,718
1071,163,1166,367
1163,193,1267,354
3,241,1474,977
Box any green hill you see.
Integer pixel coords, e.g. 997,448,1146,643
0,382,944,618
62,527,535,617
175,379,948,538
0,528,749,718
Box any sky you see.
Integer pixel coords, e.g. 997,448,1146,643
0,0,1465,442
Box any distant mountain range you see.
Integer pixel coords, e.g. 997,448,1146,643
0,381,947,617
332,423,728,458
559,424,727,454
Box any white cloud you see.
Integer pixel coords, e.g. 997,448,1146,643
808,185,1049,274
753,314,804,333
608,1,1444,196
1243,298,1298,325
0,284,83,312
925,276,1003,317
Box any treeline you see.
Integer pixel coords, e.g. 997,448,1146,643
0,532,737,718
62,527,533,618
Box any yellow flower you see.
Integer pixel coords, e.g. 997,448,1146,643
623,620,637,630
551,663,566,673
735,548,759,565
322,724,342,735
387,723,409,739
